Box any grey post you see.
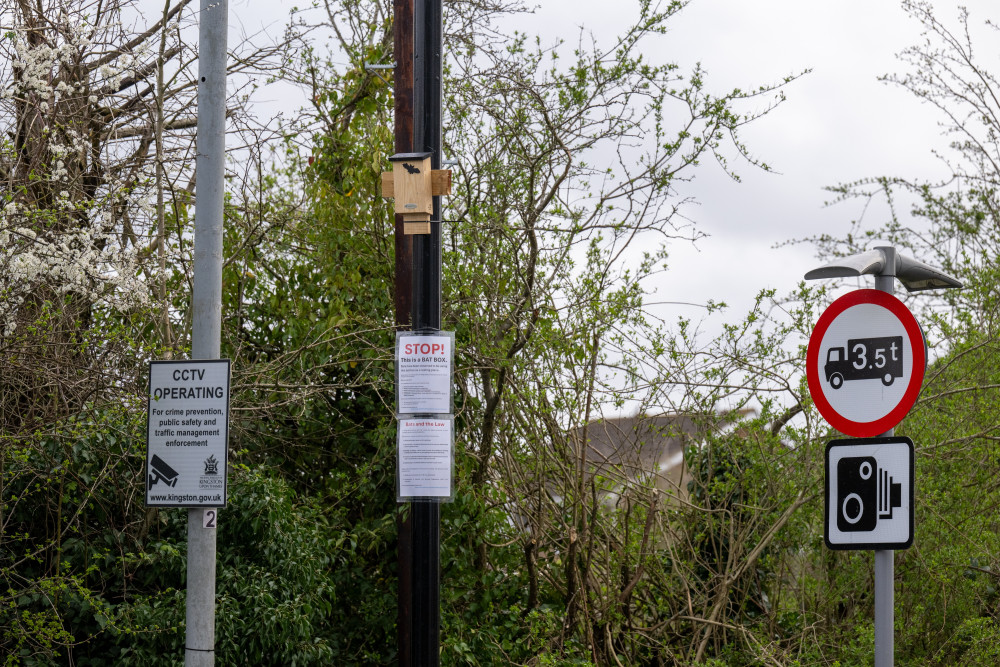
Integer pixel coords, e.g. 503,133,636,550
805,245,961,667
873,246,895,667
187,0,228,665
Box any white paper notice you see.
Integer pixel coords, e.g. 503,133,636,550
398,418,453,499
396,333,453,415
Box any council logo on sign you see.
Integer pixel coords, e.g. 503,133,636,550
199,454,224,492
203,455,220,475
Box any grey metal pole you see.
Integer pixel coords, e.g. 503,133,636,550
874,550,894,666
187,1,228,665
873,246,896,667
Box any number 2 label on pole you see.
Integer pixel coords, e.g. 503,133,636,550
807,290,926,437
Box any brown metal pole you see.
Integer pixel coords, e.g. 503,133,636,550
394,0,415,663
394,0,414,326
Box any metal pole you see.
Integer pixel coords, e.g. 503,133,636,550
409,0,442,664
874,550,894,666
187,1,228,664
412,0,442,333
873,246,896,667
394,0,415,660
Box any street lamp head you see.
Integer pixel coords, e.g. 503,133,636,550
894,253,963,291
804,249,885,281
804,246,962,292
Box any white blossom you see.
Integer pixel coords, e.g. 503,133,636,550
0,12,192,337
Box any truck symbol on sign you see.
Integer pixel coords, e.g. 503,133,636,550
825,336,903,389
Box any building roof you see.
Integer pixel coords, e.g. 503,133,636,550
569,414,699,484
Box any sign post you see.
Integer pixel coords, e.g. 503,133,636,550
805,245,961,667
390,0,447,660
182,2,229,664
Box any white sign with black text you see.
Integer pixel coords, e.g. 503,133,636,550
145,360,230,508
397,417,454,501
396,332,454,415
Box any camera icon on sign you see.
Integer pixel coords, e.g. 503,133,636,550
837,456,902,532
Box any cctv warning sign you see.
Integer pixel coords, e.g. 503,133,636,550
145,360,230,508
396,332,454,415
825,437,914,550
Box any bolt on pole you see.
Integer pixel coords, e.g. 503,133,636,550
187,0,228,665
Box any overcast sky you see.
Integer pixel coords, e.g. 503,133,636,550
232,0,998,330
646,0,989,321
499,0,997,327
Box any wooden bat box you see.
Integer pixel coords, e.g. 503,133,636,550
388,152,433,217
381,151,452,235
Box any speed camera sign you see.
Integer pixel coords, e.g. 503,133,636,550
825,437,914,550
807,290,926,437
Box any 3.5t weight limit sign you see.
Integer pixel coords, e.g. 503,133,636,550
823,336,903,389
807,290,926,437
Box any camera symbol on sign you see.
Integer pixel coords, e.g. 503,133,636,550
837,456,902,532
149,454,179,488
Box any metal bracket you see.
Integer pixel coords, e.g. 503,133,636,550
363,61,396,86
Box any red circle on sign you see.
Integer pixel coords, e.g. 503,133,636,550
807,290,926,437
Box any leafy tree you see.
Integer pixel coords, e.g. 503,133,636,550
0,0,935,664
0,1,303,662
255,0,824,663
